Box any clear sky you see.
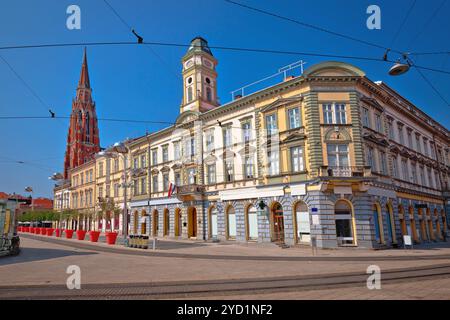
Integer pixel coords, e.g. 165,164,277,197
0,0,449,198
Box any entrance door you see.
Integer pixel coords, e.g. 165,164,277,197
174,208,181,237
188,207,197,238
272,203,285,243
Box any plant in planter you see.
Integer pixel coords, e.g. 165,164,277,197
98,196,121,245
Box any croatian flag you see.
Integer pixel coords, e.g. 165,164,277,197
168,183,177,197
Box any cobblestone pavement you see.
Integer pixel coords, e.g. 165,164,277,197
1,235,449,299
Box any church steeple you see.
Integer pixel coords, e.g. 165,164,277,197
63,48,100,179
180,37,219,114
78,48,90,89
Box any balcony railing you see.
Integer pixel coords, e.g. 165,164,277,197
318,166,372,178
177,184,205,195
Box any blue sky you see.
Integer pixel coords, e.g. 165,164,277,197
0,0,449,198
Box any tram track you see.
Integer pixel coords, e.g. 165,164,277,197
17,233,450,262
2,263,450,299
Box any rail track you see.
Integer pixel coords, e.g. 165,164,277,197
2,263,450,299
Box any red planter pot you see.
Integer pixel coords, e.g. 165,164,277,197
89,231,101,243
65,229,74,239
46,228,54,236
76,230,87,240
18,227,22,232
35,227,41,235
105,232,118,245
29,227,34,233
40,228,46,234
55,229,62,237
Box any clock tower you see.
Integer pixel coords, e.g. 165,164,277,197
180,37,219,114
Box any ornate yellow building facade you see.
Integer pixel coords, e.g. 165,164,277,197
55,37,450,249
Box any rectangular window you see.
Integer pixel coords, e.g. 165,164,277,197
401,159,408,181
133,157,139,169
187,168,196,184
335,104,346,124
162,146,169,163
225,159,234,182
152,175,158,193
427,168,433,188
244,156,254,179
387,121,394,139
141,177,147,195
114,159,119,173
133,179,139,196
290,146,304,172
367,147,375,170
173,141,181,160
141,154,146,168
380,151,387,175
163,174,169,192
206,131,215,152
98,185,103,199
411,163,417,184
175,171,181,186
415,135,421,153
419,166,425,186
223,126,232,148
267,150,280,175
151,150,158,166
323,103,346,124
105,184,110,197
392,157,398,178
398,125,404,144
80,173,84,185
375,114,382,133
323,104,333,124
106,159,111,175
407,130,413,149
207,164,216,184
114,183,119,198
327,144,349,167
423,138,429,157
98,162,104,177
288,107,301,129
242,121,251,143
430,144,436,160
266,114,277,136
362,107,370,128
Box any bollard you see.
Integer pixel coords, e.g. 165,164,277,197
311,236,317,256
152,237,157,250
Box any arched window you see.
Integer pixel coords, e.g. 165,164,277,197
206,87,212,102
398,205,408,236
372,203,385,244
187,86,193,102
246,205,258,241
294,201,310,244
409,206,419,242
152,210,159,236
226,206,236,240
335,200,356,246
163,209,169,236
209,206,218,239
78,110,82,125
85,112,90,142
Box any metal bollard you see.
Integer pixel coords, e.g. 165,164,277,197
152,237,157,250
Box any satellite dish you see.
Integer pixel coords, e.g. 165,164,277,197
389,62,410,76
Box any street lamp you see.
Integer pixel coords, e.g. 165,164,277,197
109,141,131,246
24,186,34,211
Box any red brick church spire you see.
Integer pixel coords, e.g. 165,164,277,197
63,48,101,179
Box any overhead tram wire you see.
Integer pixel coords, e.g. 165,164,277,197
0,41,449,75
406,0,447,50
223,0,403,55
0,55,67,129
388,0,417,49
102,0,181,81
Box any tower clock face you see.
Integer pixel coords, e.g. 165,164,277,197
203,59,213,68
185,59,194,69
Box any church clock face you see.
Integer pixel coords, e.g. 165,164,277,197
203,59,213,69
184,59,194,69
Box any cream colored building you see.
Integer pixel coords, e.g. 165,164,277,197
128,37,449,249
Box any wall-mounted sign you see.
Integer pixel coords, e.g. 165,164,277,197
311,208,318,213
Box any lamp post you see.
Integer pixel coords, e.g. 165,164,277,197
49,172,65,229
24,186,34,211
109,141,131,246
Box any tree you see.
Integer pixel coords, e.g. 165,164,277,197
98,197,121,232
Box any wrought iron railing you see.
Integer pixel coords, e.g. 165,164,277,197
318,166,372,178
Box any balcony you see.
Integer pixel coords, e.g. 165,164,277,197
176,184,205,201
318,166,372,178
